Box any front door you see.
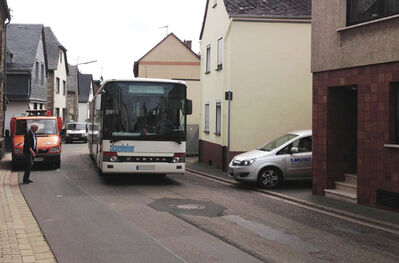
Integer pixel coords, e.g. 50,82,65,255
283,136,313,179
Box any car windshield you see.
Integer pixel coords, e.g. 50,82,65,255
16,119,57,135
258,134,298,152
67,123,86,130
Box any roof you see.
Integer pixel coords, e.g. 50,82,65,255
224,0,311,18
200,0,311,39
78,73,93,103
6,24,44,71
133,33,200,77
67,65,78,92
43,27,68,72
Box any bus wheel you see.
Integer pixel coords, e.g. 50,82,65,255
54,160,61,169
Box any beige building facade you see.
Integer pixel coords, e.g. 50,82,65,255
199,0,312,169
134,33,201,154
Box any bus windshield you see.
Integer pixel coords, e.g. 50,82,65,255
101,81,187,141
16,119,57,135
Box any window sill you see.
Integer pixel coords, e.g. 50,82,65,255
215,65,223,71
203,131,210,134
204,71,210,75
384,144,399,149
212,4,217,8
214,132,221,136
337,14,399,32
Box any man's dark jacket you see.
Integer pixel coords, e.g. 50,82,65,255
23,130,37,154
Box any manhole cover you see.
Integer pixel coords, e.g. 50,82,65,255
176,204,205,210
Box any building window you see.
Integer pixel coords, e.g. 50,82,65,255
62,108,66,120
33,103,37,110
347,0,399,26
204,103,210,132
217,37,223,70
40,104,43,110
205,45,211,73
56,108,60,117
63,80,66,95
215,101,221,135
395,84,399,144
35,61,39,82
41,64,44,85
56,77,60,94
60,51,62,63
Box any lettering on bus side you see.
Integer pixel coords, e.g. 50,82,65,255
110,145,135,153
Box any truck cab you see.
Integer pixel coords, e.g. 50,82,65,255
10,110,63,170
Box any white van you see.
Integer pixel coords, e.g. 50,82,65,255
65,122,88,143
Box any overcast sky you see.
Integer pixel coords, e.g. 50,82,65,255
7,0,206,80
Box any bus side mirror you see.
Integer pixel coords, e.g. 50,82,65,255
186,100,192,115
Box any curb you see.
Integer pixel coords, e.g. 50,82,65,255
186,167,399,234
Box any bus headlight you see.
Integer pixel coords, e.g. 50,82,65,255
172,153,185,163
14,148,23,154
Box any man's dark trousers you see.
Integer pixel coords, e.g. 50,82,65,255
23,153,34,182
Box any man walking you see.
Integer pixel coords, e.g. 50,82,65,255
23,123,38,184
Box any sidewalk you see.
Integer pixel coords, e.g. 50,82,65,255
186,157,399,233
0,154,56,263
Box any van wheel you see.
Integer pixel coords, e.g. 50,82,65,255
11,160,17,171
54,160,61,169
257,167,282,189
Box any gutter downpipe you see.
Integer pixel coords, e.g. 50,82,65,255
2,16,11,137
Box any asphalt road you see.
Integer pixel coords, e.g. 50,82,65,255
19,143,399,263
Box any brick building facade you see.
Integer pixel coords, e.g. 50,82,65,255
312,0,399,211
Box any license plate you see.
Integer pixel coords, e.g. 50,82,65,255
136,165,155,171
34,157,44,162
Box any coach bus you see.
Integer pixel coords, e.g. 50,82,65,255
88,79,192,175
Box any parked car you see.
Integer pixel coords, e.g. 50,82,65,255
65,122,88,143
228,130,312,188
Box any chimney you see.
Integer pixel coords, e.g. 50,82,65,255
184,40,192,50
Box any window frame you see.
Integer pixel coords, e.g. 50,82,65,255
41,64,44,85
204,103,210,133
205,45,211,74
35,61,39,82
347,0,399,26
56,77,60,94
217,37,223,70
63,80,66,95
55,108,60,117
215,101,221,135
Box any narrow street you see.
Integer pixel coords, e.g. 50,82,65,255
19,143,399,263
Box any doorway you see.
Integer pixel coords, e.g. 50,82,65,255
327,86,358,184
